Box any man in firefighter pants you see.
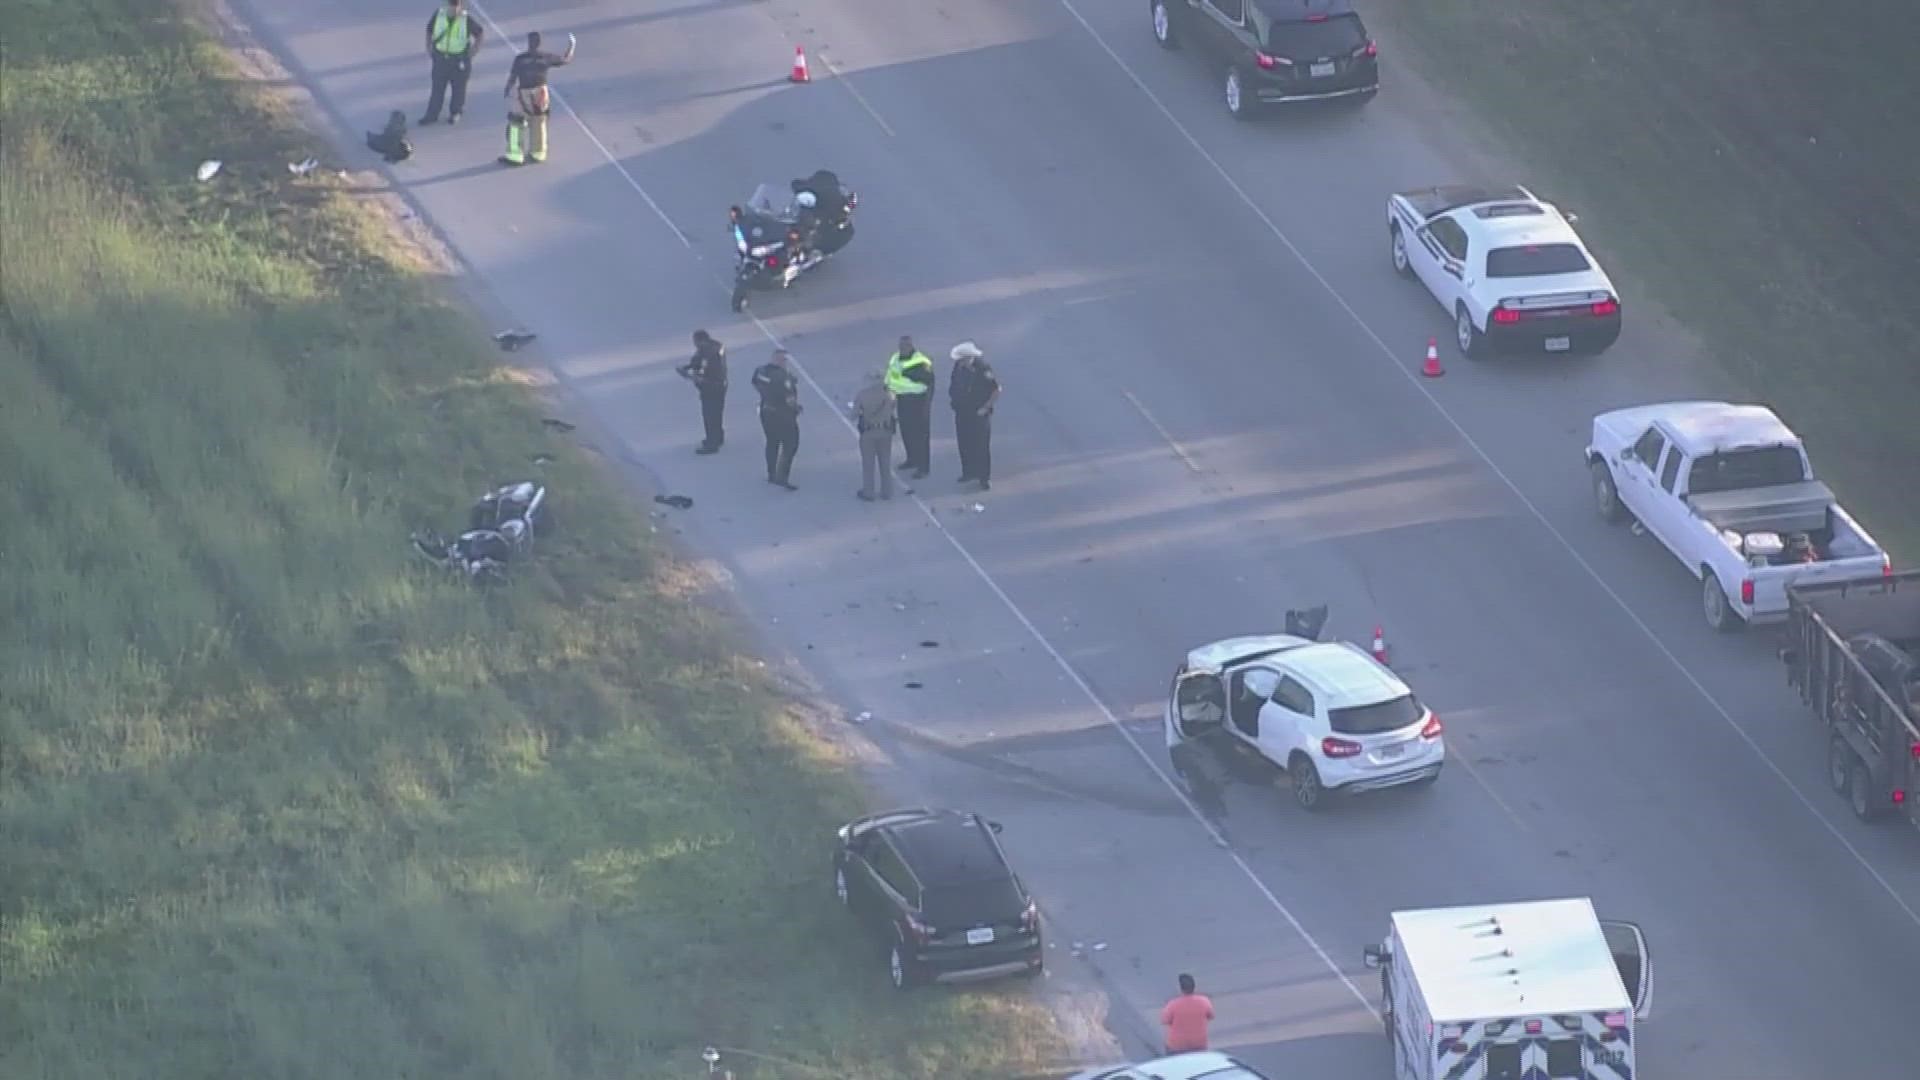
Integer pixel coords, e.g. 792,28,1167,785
500,31,575,166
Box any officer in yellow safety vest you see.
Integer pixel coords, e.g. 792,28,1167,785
420,0,483,126
885,335,935,479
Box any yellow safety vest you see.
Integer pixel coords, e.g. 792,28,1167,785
886,351,932,395
431,10,470,55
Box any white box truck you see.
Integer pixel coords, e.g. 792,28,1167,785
1361,898,1652,1080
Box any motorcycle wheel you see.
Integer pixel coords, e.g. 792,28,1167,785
730,284,748,312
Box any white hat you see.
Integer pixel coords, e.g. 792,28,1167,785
950,341,983,361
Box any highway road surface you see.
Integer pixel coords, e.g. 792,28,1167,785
234,0,1920,1073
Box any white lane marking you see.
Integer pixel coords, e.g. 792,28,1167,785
1051,0,1920,929
1121,388,1204,475
817,52,897,138
467,0,1380,1020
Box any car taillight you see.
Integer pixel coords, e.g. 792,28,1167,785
764,255,781,269
904,913,934,943
1492,306,1522,325
1884,554,1895,576
1021,901,1039,933
1321,736,1363,758
1353,41,1377,58
1910,741,1920,761
1591,298,1620,317
1420,713,1443,740
1896,789,1908,806
1254,51,1279,69
848,191,859,208
1740,578,1755,605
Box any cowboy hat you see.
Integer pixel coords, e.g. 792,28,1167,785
949,341,983,361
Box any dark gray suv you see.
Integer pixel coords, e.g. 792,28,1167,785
1151,0,1380,119
832,808,1044,990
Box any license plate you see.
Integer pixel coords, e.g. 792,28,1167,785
1545,336,1572,352
1374,741,1405,760
1310,61,1336,77
965,927,994,946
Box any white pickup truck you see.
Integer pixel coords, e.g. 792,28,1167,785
1586,401,1889,632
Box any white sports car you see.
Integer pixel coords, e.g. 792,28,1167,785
1387,184,1622,358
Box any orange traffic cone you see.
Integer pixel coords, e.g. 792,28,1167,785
789,46,811,84
1421,338,1444,378
1371,625,1390,666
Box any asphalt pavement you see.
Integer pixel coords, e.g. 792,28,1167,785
234,0,1920,1074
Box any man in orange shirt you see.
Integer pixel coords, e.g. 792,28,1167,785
1160,972,1214,1055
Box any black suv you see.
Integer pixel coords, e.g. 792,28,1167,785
1150,0,1380,119
832,808,1043,990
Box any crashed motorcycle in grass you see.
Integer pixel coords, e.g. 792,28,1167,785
410,481,550,584
728,170,857,312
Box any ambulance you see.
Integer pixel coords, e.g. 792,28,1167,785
1361,898,1652,1080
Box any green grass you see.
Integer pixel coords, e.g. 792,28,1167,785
0,3,1068,1078
1372,0,1920,559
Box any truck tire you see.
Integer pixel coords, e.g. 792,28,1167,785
1590,459,1628,524
1828,737,1854,797
1703,573,1743,633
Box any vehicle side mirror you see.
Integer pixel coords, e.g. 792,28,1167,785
1363,945,1386,968
1618,447,1635,463
1565,212,1580,224
988,820,1004,835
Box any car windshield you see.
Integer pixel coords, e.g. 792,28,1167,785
921,878,1026,926
1328,693,1424,736
1687,446,1806,494
1268,14,1367,57
1485,242,1592,278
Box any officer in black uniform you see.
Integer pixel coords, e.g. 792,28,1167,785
751,348,802,490
676,329,728,454
948,341,1001,491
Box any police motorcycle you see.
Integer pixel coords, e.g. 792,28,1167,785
409,480,550,585
728,170,858,312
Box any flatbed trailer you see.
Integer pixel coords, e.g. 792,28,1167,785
1782,568,1920,824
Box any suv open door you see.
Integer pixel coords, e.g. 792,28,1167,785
1599,919,1654,1020
1167,665,1228,745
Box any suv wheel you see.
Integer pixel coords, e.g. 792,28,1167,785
888,941,916,991
1225,67,1253,121
1390,225,1411,278
1289,753,1326,811
1151,1,1179,49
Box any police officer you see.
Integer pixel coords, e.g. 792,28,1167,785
752,348,802,490
948,341,1000,491
676,330,728,454
421,0,483,126
885,335,934,479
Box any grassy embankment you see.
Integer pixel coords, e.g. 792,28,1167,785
0,3,1066,1078
1376,0,1920,559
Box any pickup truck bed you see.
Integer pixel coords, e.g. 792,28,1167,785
1687,479,1836,537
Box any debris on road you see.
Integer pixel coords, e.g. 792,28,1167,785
287,157,320,176
540,417,575,432
195,159,222,182
653,494,694,510
495,329,539,352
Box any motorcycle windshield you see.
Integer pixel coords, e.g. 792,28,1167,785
745,183,791,220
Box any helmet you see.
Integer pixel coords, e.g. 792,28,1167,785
795,191,818,209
